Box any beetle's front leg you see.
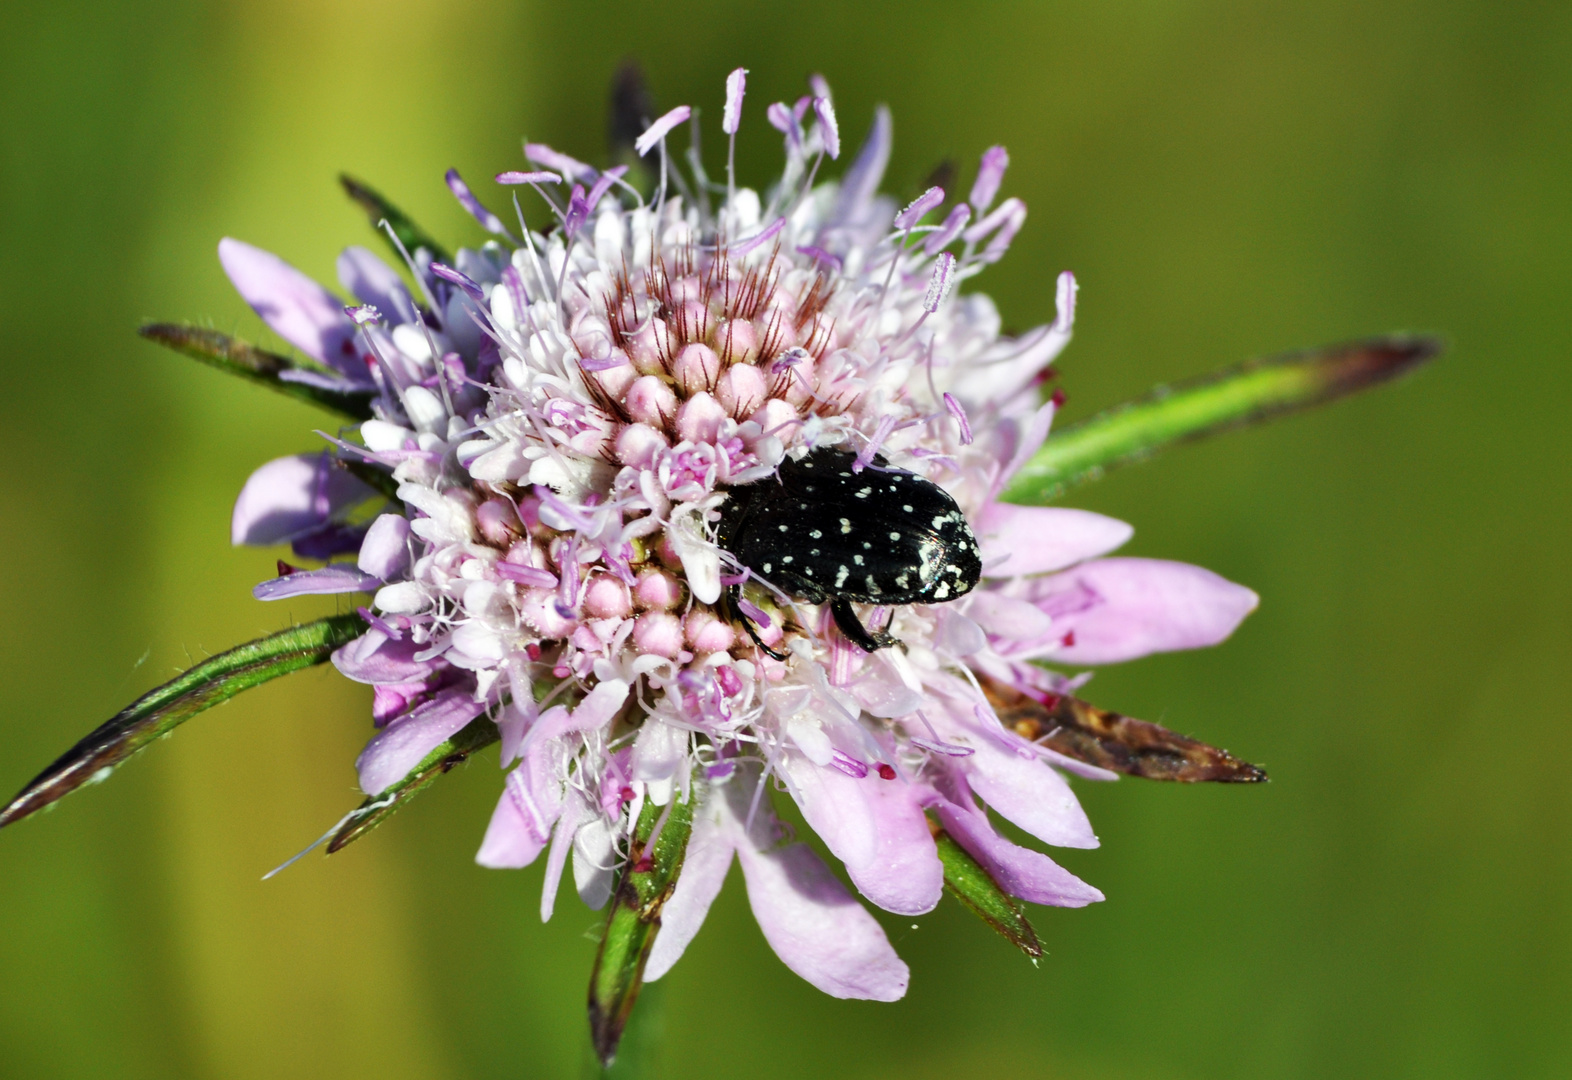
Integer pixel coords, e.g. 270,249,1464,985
829,597,899,653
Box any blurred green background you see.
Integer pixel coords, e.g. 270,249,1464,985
2,1,1568,1076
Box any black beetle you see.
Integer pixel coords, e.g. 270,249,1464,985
716,445,982,654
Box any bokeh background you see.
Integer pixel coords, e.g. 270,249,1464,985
2,1,1568,1077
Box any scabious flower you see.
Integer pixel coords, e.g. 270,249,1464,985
224,70,1257,1000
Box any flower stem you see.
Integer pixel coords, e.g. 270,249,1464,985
588,793,694,1069
1001,335,1442,504
0,613,365,829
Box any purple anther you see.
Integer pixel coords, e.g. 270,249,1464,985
982,201,1027,263
770,346,810,375
895,186,945,230
853,414,896,473
495,170,562,185
524,143,593,181
715,665,743,697
445,168,513,238
910,737,976,758
736,597,772,628
1051,270,1078,333
533,486,595,532
705,760,736,782
923,204,971,255
723,68,748,135
963,196,1025,245
829,750,869,779
796,244,844,270
430,263,486,301
344,303,382,327
496,563,558,588
813,97,840,159
719,569,750,586
732,216,785,256
635,105,692,157
809,73,831,101
969,145,1010,213
579,352,628,372
943,392,974,445
563,184,591,238
766,101,793,133
923,252,956,313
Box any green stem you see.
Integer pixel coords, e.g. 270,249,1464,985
139,324,374,421
0,614,365,828
1001,335,1441,504
588,793,694,1069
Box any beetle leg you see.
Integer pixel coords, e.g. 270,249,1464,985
830,596,899,653
725,584,788,661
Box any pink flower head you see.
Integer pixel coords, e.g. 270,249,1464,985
224,69,1257,1003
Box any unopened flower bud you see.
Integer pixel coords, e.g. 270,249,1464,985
629,319,672,375
684,609,737,653
614,423,669,469
676,392,727,443
625,375,677,426
633,568,683,610
632,611,684,658
582,574,633,619
748,398,798,438
476,497,523,546
716,363,767,418
673,343,721,395
716,319,759,364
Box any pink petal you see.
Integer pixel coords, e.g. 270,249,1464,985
964,591,1054,640
1025,557,1259,665
644,795,737,981
539,794,585,922
934,795,1104,908
736,836,908,1001
231,453,372,546
475,777,549,869
332,634,445,685
252,564,379,600
218,237,359,370
958,731,1099,850
336,245,408,319
976,504,1133,577
357,513,412,579
785,760,942,916
355,690,485,795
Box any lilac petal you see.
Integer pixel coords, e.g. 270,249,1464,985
644,796,737,981
965,591,1054,640
960,732,1099,849
253,564,379,600
635,105,692,157
475,753,563,869
218,238,359,371
539,793,584,922
231,453,373,547
355,689,486,795
830,105,891,228
291,520,370,561
785,760,942,915
332,633,445,685
934,796,1103,908
1025,557,1259,665
976,504,1134,577
336,246,408,320
737,837,908,1001
357,513,412,580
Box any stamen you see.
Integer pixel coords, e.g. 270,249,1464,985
969,145,1010,213
895,186,945,230
445,168,518,242
496,170,562,185
430,263,486,301
723,67,747,136
943,392,974,444
813,97,840,159
923,252,956,312
634,105,693,157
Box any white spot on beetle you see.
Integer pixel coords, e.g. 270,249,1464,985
839,518,852,534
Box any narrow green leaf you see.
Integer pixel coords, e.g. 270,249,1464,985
588,793,694,1068
326,719,499,854
1002,335,1442,504
140,323,374,421
0,614,365,829
934,828,1043,959
339,174,452,265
